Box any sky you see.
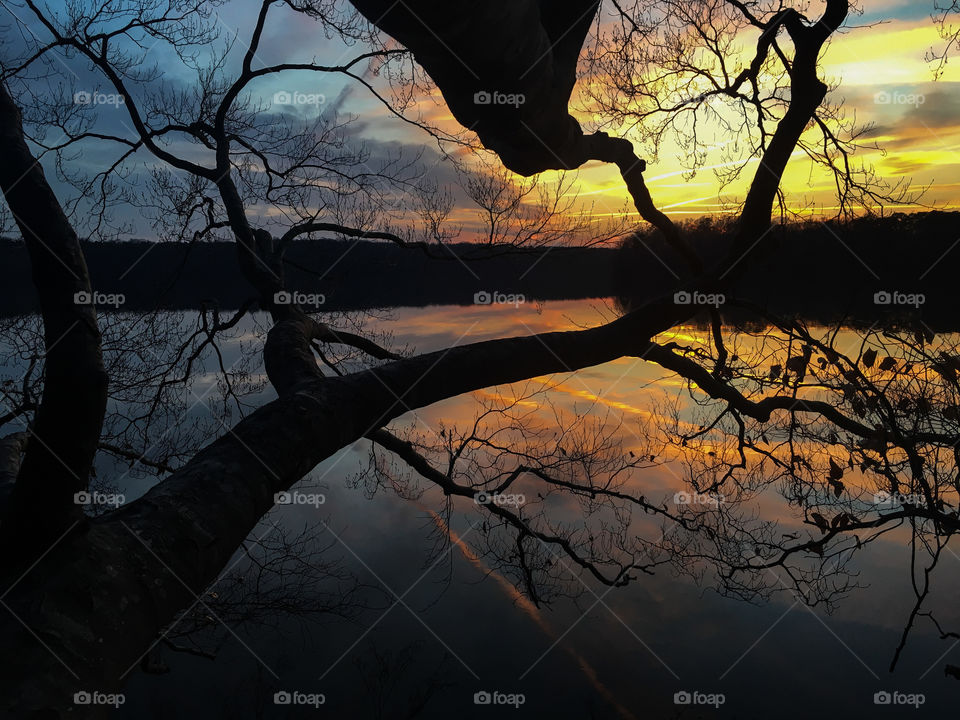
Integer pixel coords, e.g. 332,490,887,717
3,0,959,240
535,0,960,222
313,0,960,230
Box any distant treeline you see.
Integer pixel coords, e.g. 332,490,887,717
0,238,621,314
2,211,959,328
615,211,960,331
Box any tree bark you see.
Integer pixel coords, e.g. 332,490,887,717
735,1,849,244
349,0,604,176
0,83,108,555
0,432,28,505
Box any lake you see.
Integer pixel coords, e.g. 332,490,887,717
5,299,957,718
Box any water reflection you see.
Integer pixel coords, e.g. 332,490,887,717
3,300,959,717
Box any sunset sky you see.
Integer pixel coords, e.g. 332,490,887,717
564,0,960,219
332,0,960,229
7,0,959,239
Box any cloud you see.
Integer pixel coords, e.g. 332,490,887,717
904,86,960,128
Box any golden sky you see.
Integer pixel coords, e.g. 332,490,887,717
568,11,960,221
358,4,960,231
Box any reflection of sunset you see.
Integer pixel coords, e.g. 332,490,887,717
420,504,640,720
7,0,960,716
386,302,960,553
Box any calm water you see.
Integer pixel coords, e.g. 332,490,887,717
7,300,958,718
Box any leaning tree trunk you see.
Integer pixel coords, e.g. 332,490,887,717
349,0,603,176
0,82,108,559
0,302,691,718
733,1,849,252
0,2,855,715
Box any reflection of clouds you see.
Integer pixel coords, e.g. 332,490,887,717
536,380,652,419
419,505,640,720
275,305,960,715
366,304,960,601
384,299,612,351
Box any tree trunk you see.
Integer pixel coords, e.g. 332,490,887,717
349,0,603,175
0,301,690,717
735,1,849,246
0,83,108,557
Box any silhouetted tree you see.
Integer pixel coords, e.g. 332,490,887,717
1,1,953,718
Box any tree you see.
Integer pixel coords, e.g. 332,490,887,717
0,0,951,717
584,0,914,226
0,80,109,551
930,1,960,77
